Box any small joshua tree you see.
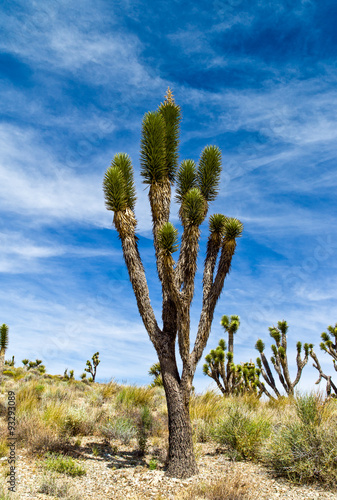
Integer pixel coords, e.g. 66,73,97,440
203,338,262,397
310,323,337,397
255,320,311,398
103,89,243,477
5,355,15,367
0,324,9,382
84,352,100,382
149,362,163,387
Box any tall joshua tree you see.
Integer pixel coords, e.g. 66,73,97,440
0,324,9,383
310,323,337,396
103,90,243,478
255,320,311,398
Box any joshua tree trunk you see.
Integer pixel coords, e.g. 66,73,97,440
160,352,197,477
0,347,5,382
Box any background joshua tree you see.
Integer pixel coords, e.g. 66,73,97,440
149,362,164,387
255,320,311,398
310,323,337,396
0,324,9,383
103,89,243,478
5,355,15,367
84,352,100,382
203,320,262,397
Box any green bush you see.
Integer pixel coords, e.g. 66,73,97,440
43,453,86,477
213,403,271,460
100,416,137,444
262,394,337,486
62,407,94,436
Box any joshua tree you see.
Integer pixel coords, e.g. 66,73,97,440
84,352,100,382
310,323,337,397
5,355,15,367
255,320,311,398
103,89,243,477
149,362,164,387
203,338,262,397
0,324,9,382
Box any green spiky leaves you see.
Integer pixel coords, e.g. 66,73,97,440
181,188,205,226
220,314,240,334
224,218,244,240
0,324,9,350
140,111,166,185
209,214,227,236
197,145,222,202
255,339,265,353
269,327,281,344
158,222,179,255
175,160,197,203
158,92,181,182
103,153,136,212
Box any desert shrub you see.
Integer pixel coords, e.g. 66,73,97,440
16,381,43,412
192,418,212,443
16,413,69,454
100,416,137,444
100,380,120,400
43,453,86,477
178,466,261,499
190,391,224,423
213,403,271,460
62,407,95,436
116,385,154,409
42,385,71,403
38,474,70,497
41,400,68,429
262,393,337,486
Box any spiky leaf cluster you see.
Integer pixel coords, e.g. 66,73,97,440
197,145,222,201
158,93,181,182
175,160,197,203
224,218,244,240
320,323,337,354
0,324,9,350
220,314,240,335
269,327,281,344
111,153,136,209
140,111,166,184
255,339,265,354
181,188,205,226
103,153,136,212
209,214,227,236
158,222,179,255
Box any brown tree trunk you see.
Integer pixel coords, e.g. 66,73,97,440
159,349,198,478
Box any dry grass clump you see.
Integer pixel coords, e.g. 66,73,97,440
177,465,261,499
115,384,155,409
15,412,70,454
37,473,82,499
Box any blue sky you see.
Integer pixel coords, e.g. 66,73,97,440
0,0,336,393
